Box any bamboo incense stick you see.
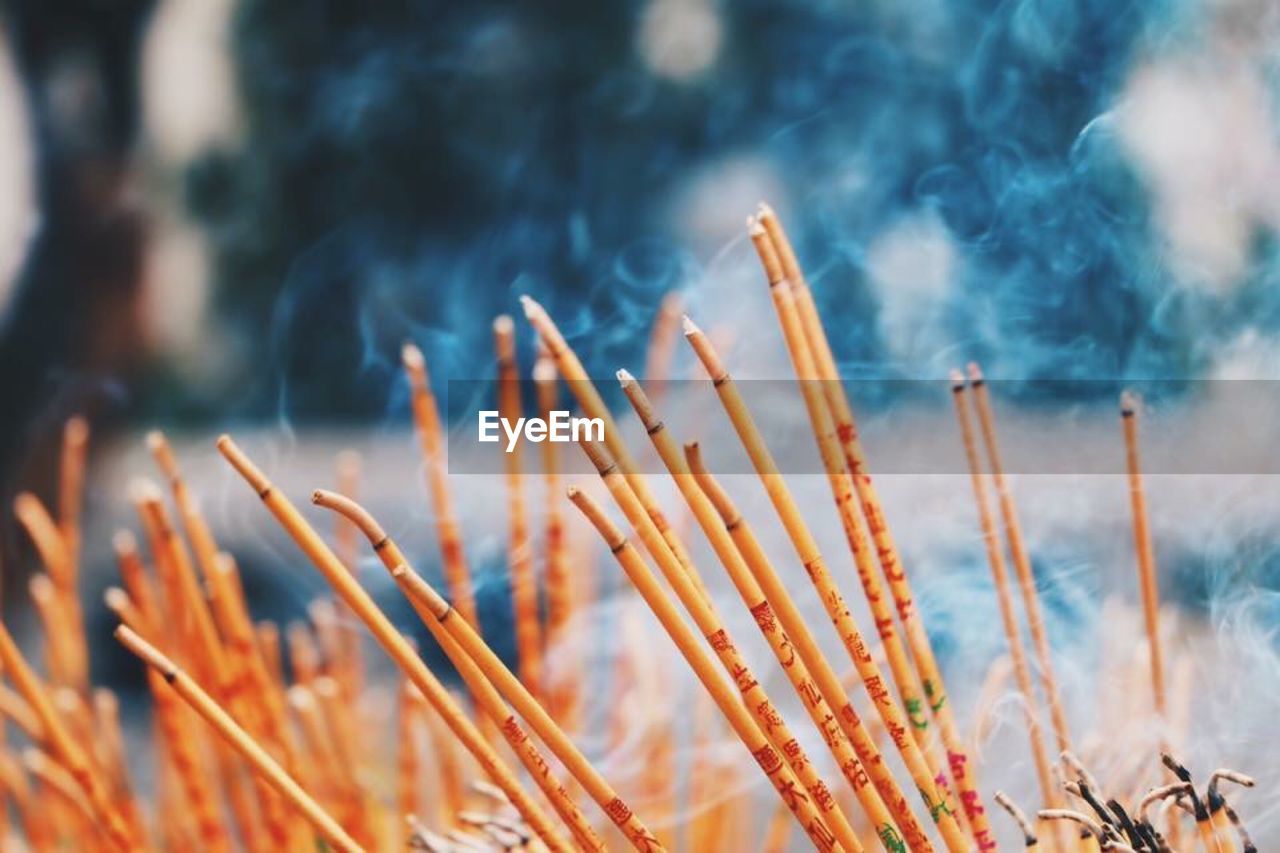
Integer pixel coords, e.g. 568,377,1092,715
0,618,132,850
683,315,970,853
1120,392,1167,725
756,205,994,844
748,219,966,829
520,295,708,601
1161,753,1220,853
566,484,852,853
402,343,482,632
968,362,1072,755
495,315,543,696
215,435,569,851
616,369,894,852
950,372,1057,807
115,625,361,853
683,441,920,851
308,489,621,852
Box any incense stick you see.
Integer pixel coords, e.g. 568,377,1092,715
216,435,571,852
968,362,1072,756
683,314,969,853
495,315,543,697
567,484,852,852
308,488,609,852
520,295,708,601
617,369,893,851
0,618,132,850
951,371,1057,807
402,343,481,632
756,205,994,844
115,625,361,853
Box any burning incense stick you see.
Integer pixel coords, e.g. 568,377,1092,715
402,343,481,632
216,435,571,851
520,295,707,599
994,791,1037,849
683,314,969,853
308,488,610,852
566,484,852,852
749,217,972,834
1121,392,1168,725
616,369,896,851
683,443,917,850
756,206,993,844
967,362,1072,756
114,625,361,853
1161,753,1220,853
495,315,542,696
951,371,1056,806
0,618,132,850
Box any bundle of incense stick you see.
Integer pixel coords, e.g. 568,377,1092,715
0,205,1264,852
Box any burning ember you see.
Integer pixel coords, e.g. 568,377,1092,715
0,206,1262,851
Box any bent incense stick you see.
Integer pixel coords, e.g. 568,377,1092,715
566,484,852,852
756,205,994,845
617,369,893,851
683,315,969,853
309,489,618,852
215,435,570,851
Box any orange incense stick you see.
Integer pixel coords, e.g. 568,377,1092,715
534,350,574,723
617,369,895,851
495,315,543,696
0,618,132,850
756,208,993,846
520,295,708,601
968,362,1072,755
58,416,89,585
13,493,87,693
115,625,362,853
683,442,922,852
748,220,956,789
567,484,853,853
309,489,616,852
683,316,969,853
950,373,1057,806
1120,392,1166,722
215,435,569,852
402,343,482,633
643,291,684,402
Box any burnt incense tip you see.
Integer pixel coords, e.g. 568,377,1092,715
565,485,581,500
401,342,425,369
747,215,766,236
532,357,556,382
616,367,636,386
111,529,136,554
681,314,701,336
519,294,543,318
757,200,777,220
966,361,985,383
1120,390,1137,416
128,477,163,504
949,368,966,390
493,314,514,335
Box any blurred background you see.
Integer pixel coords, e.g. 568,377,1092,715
1,0,1280,845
